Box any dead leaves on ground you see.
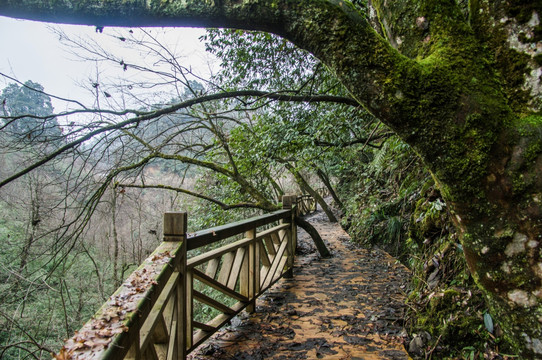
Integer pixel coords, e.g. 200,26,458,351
189,211,411,359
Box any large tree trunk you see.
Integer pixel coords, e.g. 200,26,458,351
0,0,541,356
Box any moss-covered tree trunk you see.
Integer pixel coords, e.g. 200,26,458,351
0,0,541,356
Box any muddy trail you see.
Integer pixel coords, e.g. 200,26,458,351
189,210,411,359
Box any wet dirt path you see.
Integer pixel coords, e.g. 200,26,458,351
189,210,411,359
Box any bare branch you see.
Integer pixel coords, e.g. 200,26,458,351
0,90,358,188
119,184,273,210
0,71,88,109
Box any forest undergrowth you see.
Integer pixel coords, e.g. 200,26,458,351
336,135,518,360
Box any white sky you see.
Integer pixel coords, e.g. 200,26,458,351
0,15,213,111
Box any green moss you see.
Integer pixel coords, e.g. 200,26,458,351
525,142,542,162
520,113,542,126
518,32,529,43
513,115,542,152
507,0,542,25
467,0,535,113
409,195,447,245
513,173,528,193
409,243,495,355
423,289,481,340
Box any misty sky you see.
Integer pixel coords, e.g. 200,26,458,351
0,15,212,111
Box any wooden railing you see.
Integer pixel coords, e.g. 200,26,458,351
316,187,330,199
295,194,317,216
57,195,316,360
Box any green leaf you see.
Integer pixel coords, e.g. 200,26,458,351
484,312,494,334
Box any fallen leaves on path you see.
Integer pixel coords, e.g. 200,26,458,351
189,210,411,359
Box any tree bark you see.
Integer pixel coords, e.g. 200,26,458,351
295,215,331,258
1,0,541,356
287,165,338,223
20,176,41,273
316,168,345,212
110,183,120,288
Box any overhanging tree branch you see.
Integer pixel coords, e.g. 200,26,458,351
0,90,358,188
119,183,274,210
0,0,412,124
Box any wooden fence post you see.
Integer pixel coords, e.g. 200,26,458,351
241,228,257,313
163,212,188,360
282,195,297,278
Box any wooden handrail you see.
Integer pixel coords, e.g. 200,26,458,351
187,209,290,250
56,195,318,360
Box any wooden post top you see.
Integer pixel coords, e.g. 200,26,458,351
282,195,297,209
163,212,187,241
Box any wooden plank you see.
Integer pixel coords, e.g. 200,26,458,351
241,229,255,312
151,314,168,345
193,321,216,333
166,321,177,360
260,266,270,288
190,302,246,351
139,272,179,351
254,223,289,241
217,251,235,286
273,255,289,283
81,240,184,360
185,270,193,351
163,212,187,241
271,231,281,246
278,229,287,244
205,258,219,279
187,210,290,250
193,290,235,315
142,344,160,360
282,195,296,209
250,238,260,312
154,344,167,360
259,239,271,267
286,226,294,277
193,269,248,302
187,238,252,269
262,237,289,290
264,236,276,257
162,291,174,329
240,242,249,301
125,337,141,360
227,247,246,290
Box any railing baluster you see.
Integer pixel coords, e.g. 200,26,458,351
205,258,220,279
253,231,261,304
283,199,296,278
217,251,235,285
184,270,193,352
243,228,257,312
59,192,321,360
227,247,246,289
162,212,187,360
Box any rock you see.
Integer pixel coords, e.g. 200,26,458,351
427,268,440,289
408,335,425,356
408,332,431,356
